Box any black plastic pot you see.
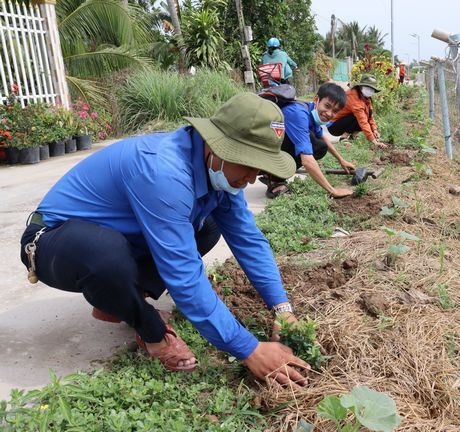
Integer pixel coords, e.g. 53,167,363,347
65,137,77,153
6,147,20,164
19,147,40,164
39,144,50,160
75,134,92,151
49,140,65,157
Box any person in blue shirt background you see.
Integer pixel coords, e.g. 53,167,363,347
261,37,298,84
260,82,355,199
20,93,310,387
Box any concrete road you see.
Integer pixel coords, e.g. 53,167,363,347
0,140,268,401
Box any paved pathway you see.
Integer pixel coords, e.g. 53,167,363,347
0,140,268,401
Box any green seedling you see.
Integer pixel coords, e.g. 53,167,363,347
379,196,409,218
381,227,420,267
353,182,369,197
436,283,453,309
413,160,433,179
317,385,401,432
277,317,326,369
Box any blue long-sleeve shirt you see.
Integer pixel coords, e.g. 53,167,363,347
37,126,288,359
282,102,322,156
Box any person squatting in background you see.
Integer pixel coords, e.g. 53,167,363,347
327,75,388,150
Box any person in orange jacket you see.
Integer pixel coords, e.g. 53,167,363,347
327,75,388,149
398,62,406,84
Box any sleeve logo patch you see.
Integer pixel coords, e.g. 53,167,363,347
270,121,285,138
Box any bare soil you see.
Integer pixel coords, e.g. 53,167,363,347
212,145,460,431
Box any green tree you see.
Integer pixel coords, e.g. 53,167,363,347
181,0,228,69
324,21,389,60
56,0,156,105
214,0,318,68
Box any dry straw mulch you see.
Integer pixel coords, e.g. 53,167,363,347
219,150,460,431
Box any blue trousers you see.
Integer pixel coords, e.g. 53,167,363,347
20,217,221,343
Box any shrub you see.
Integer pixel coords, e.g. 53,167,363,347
117,68,244,133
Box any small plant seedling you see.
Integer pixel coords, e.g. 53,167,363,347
379,196,409,218
381,227,420,267
437,283,453,309
317,385,402,432
277,317,326,369
353,182,369,197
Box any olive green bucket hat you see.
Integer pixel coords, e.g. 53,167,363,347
353,74,381,92
184,92,296,179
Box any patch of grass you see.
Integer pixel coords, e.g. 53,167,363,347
256,177,337,253
0,320,266,432
436,283,454,309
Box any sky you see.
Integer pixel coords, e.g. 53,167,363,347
310,0,459,64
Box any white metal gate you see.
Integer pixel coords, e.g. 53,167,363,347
0,0,68,107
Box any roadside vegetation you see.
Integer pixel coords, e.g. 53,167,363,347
2,1,459,430
3,59,459,431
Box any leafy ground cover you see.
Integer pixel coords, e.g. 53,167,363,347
1,87,459,431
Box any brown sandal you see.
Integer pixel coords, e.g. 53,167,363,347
136,324,197,372
92,292,172,324
92,307,122,323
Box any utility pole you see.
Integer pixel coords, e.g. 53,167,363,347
235,0,255,91
390,0,394,66
331,14,336,59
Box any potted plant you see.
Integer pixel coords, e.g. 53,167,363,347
42,105,67,157
54,105,77,153
0,85,40,164
26,102,51,160
71,98,93,150
71,99,113,149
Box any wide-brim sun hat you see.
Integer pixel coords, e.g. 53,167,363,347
353,74,381,92
184,92,296,179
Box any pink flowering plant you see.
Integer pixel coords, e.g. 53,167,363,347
71,99,113,141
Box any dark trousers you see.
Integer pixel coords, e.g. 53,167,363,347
270,131,328,183
327,113,364,137
20,217,221,343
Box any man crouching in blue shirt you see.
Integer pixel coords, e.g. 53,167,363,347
20,92,310,387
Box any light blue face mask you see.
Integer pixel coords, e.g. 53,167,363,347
208,155,241,195
311,108,329,126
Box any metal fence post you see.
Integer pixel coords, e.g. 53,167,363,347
428,66,435,119
436,62,453,159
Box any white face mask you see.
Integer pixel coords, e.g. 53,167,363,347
208,155,241,195
361,86,376,98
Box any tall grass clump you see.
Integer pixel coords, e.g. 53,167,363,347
117,69,186,132
117,68,244,133
183,69,245,118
